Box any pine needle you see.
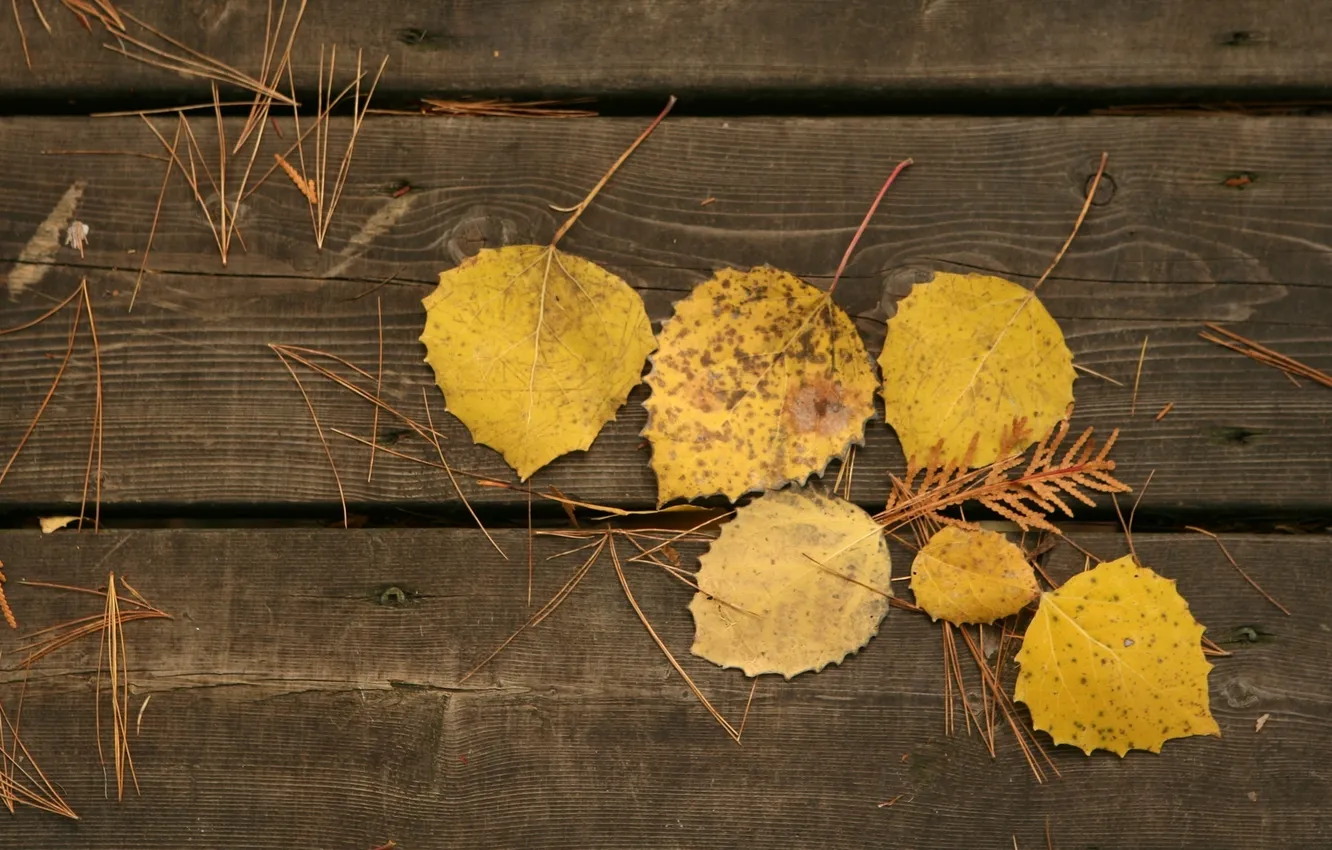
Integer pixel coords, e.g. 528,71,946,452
1200,323,1332,389
459,536,604,683
1185,526,1291,615
607,536,740,741
1130,335,1149,415
0,695,77,818
1154,401,1174,421
271,346,348,527
420,389,507,560
96,571,139,800
1073,362,1124,386
737,676,759,741
132,119,180,310
12,0,31,70
405,97,598,118
366,296,383,481
0,283,104,531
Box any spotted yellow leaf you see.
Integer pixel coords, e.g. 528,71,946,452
421,245,655,480
911,526,1038,624
1014,555,1220,756
879,272,1075,468
643,267,877,505
689,487,891,678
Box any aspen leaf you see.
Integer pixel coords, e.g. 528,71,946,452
643,267,877,505
689,487,891,679
421,245,656,480
879,272,1075,467
1014,555,1220,756
911,526,1038,624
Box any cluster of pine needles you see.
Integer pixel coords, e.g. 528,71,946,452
0,571,170,819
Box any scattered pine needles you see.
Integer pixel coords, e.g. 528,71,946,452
0,279,104,532
1201,323,1332,390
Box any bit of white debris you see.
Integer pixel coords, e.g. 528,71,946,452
1255,712,1271,732
6,181,85,296
65,220,90,258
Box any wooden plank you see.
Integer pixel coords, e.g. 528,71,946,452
0,529,1324,847
2,2,1332,106
1,116,1331,515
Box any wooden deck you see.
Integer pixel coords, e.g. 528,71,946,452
1,3,1330,848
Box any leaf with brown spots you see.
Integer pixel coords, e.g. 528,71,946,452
642,267,877,504
1014,555,1220,756
689,487,891,679
911,526,1038,624
421,245,655,480
879,272,1075,468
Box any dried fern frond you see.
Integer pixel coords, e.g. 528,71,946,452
878,420,1129,533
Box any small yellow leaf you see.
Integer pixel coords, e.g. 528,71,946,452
1014,555,1220,756
39,515,82,533
879,272,1075,467
421,245,656,480
689,487,891,679
911,526,1038,624
643,267,877,505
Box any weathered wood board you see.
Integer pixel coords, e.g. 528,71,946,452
1,116,1330,516
0,529,1324,848
2,2,1331,106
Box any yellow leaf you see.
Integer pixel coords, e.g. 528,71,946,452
1014,555,1220,756
421,245,656,480
911,526,1038,624
643,267,877,504
879,272,1075,467
689,487,891,678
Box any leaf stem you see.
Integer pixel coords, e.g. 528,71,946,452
827,157,913,296
549,96,677,248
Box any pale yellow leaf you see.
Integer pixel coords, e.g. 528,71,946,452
879,272,1075,467
911,526,1038,624
421,245,656,480
39,515,82,533
1014,555,1220,756
689,487,891,678
643,266,876,505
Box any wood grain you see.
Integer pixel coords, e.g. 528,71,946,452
0,529,1324,848
1,116,1331,515
1,1,1331,106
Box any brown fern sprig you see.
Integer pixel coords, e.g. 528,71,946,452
878,421,1129,533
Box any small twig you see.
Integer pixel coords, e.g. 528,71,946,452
1154,401,1174,421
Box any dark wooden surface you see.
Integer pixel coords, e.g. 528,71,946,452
2,116,1331,516
2,1,1331,106
0,529,1324,849
3,6,1331,846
